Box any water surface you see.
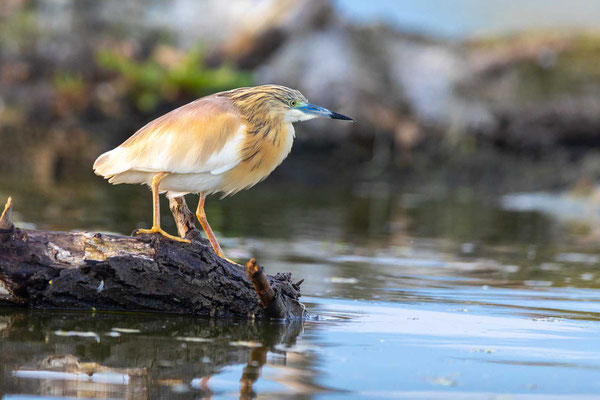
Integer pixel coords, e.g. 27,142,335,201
1,177,600,399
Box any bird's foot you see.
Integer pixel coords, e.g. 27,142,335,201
222,256,239,265
214,250,239,265
135,227,191,243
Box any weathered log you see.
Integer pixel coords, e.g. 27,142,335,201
0,197,305,319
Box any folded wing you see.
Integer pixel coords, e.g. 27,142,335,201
93,95,245,180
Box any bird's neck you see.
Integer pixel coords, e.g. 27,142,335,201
240,120,294,168
246,116,283,137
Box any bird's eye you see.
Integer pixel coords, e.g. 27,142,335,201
289,100,297,107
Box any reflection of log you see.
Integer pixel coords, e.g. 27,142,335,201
240,346,267,398
0,309,308,398
0,197,304,319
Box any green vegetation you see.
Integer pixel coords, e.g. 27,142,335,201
53,72,85,94
95,47,253,112
0,8,39,52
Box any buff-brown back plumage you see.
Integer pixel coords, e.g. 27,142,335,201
93,85,304,195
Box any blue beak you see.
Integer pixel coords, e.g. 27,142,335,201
299,103,353,121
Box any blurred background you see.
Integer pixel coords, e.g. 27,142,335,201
2,0,600,261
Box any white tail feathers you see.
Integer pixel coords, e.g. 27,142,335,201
93,148,129,179
108,170,152,185
92,152,111,177
93,148,153,186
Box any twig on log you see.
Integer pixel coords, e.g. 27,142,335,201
169,196,197,238
246,258,304,319
246,258,275,307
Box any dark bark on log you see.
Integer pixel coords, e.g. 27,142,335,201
0,197,305,319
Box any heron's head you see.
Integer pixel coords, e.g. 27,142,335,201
226,84,353,123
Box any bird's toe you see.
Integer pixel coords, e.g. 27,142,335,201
134,227,190,243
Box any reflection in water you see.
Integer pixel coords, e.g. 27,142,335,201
3,170,600,397
0,176,564,247
0,309,318,399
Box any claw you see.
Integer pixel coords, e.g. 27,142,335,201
212,248,238,265
135,227,190,243
223,256,239,265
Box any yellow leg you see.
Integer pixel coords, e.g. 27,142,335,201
196,195,226,258
136,172,190,243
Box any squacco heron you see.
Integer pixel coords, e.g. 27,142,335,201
93,84,352,258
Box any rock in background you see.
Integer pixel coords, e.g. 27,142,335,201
2,0,600,187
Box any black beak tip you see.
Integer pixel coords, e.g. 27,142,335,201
330,111,354,121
